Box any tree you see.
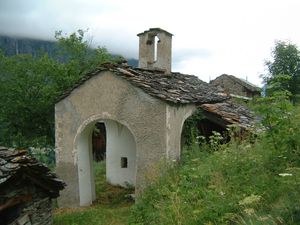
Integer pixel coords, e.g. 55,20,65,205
264,41,300,103
0,30,117,147
0,53,64,146
54,29,115,77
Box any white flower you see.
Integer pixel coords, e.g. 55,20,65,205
278,173,293,177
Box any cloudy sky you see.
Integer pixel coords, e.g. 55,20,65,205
1,0,300,86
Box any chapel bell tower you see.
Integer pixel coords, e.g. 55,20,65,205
137,28,173,74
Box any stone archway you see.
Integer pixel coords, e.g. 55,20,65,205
74,118,136,206
179,108,198,150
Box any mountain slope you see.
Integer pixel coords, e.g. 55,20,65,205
0,35,138,66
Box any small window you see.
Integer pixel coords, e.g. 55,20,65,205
121,157,128,168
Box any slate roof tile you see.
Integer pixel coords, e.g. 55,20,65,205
200,101,256,129
57,62,230,104
0,147,65,198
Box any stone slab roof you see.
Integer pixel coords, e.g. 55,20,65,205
58,62,229,104
200,101,256,129
211,74,261,93
0,147,65,198
137,28,173,36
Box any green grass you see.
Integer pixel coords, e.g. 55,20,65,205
53,161,134,225
129,142,300,224
53,204,131,225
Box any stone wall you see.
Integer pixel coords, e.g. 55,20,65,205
1,182,53,225
18,194,52,225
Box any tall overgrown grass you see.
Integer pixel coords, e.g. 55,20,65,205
129,94,300,225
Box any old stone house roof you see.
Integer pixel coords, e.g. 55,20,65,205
211,74,261,94
0,147,65,198
58,62,229,104
137,27,173,37
200,101,256,129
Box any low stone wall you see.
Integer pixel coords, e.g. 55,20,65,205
4,184,53,225
20,195,52,225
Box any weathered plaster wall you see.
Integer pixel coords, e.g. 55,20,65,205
75,122,95,206
55,71,167,207
166,104,197,161
105,120,136,187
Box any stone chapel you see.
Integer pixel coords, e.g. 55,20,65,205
55,28,233,207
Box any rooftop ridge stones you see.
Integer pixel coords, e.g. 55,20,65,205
137,28,173,37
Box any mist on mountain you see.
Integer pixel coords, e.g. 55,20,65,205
0,35,138,67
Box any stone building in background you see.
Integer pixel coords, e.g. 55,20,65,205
210,74,261,99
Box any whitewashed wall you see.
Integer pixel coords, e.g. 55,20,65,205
105,120,136,187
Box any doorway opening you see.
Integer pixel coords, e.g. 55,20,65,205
92,122,106,162
76,119,136,206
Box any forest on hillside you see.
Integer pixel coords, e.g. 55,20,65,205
0,30,125,147
0,31,139,148
0,35,57,56
0,35,138,66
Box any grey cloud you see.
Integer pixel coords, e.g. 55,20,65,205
0,0,39,13
0,1,210,62
0,0,118,39
173,48,211,63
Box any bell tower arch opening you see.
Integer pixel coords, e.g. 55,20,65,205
137,28,173,73
154,35,160,62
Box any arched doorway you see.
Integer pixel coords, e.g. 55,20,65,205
181,110,227,147
75,119,136,206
